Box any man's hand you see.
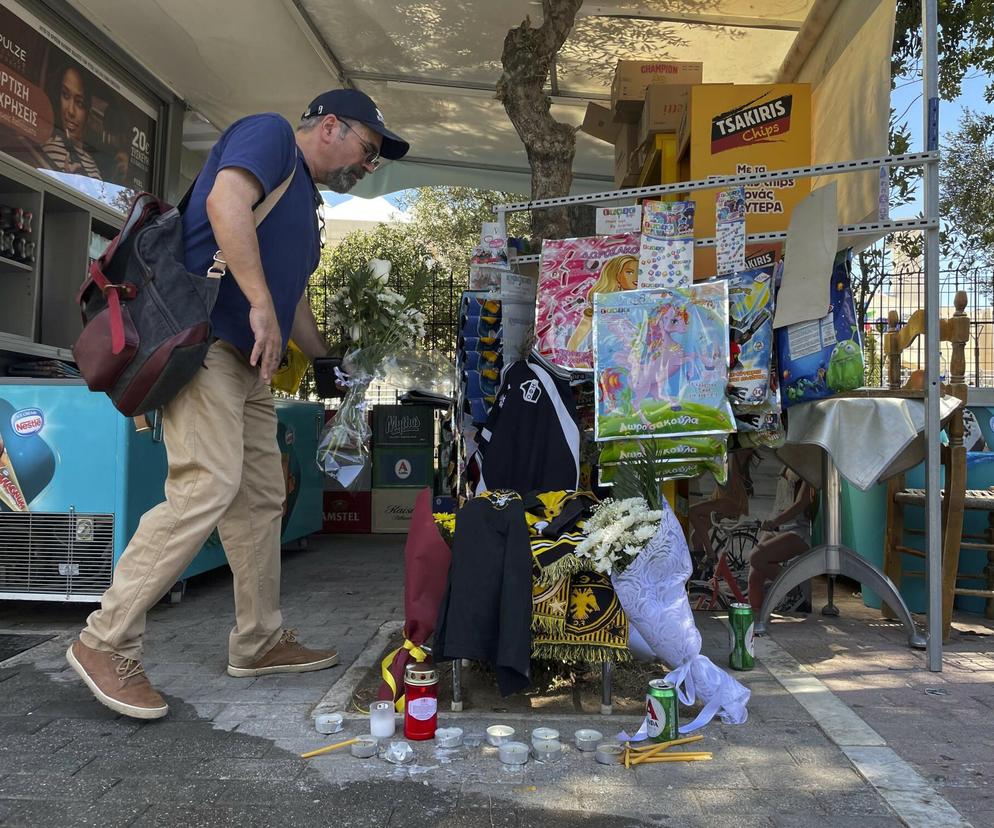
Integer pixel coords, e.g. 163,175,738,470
249,301,282,381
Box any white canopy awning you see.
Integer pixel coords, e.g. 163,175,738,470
66,0,895,219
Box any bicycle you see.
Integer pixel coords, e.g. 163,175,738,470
687,517,760,611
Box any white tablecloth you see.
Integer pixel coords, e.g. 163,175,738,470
775,395,962,491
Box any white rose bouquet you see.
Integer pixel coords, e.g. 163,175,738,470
573,497,662,575
318,259,434,488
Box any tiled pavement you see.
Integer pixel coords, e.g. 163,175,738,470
0,534,986,826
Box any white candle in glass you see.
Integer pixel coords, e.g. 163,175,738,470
370,701,395,739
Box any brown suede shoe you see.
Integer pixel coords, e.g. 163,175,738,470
66,640,169,720
227,629,339,677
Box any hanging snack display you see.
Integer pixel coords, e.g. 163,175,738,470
592,283,735,441
777,249,864,407
536,233,640,371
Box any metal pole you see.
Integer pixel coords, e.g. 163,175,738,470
922,0,943,672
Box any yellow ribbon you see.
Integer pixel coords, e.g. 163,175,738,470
380,639,428,713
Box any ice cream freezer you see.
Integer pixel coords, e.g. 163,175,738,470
0,380,324,602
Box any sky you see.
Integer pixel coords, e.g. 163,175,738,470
890,70,991,220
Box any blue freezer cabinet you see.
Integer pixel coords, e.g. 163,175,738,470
0,380,323,602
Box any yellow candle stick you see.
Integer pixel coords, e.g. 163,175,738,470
300,737,358,759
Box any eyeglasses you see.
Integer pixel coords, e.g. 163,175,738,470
340,120,381,170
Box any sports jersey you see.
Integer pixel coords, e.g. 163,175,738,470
475,359,581,496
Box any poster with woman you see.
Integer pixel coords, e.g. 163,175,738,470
536,233,640,370
592,283,736,441
0,0,157,207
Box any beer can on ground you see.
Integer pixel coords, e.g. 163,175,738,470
729,602,756,670
646,679,679,742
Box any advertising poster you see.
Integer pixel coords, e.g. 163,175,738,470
638,200,695,288
536,233,640,371
0,0,157,205
592,283,736,441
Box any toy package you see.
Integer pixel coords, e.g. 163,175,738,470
715,187,747,276
639,200,695,288
536,234,640,370
721,264,775,408
776,249,864,407
593,283,736,441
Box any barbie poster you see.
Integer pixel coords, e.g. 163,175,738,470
536,234,640,370
592,283,736,441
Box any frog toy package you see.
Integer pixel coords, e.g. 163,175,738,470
776,249,864,407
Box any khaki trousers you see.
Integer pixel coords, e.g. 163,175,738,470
81,341,285,666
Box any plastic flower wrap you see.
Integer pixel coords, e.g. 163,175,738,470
317,259,452,488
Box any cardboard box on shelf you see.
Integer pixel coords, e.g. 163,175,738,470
371,487,422,534
612,60,703,122
321,490,372,534
580,102,619,143
638,84,689,145
613,121,639,188
683,83,811,276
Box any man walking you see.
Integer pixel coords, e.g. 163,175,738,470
68,89,409,719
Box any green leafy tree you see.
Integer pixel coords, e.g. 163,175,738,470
939,109,994,276
893,0,994,102
398,186,530,277
307,222,437,353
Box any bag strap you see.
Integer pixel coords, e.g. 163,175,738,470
207,160,297,280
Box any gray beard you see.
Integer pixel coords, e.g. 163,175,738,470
324,164,364,193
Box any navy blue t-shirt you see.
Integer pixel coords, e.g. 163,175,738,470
182,113,321,355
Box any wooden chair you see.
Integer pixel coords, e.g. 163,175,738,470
880,292,994,639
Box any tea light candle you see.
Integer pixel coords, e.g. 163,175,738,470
435,727,463,748
532,739,564,762
594,743,625,765
370,701,396,739
350,736,378,758
574,729,603,752
530,727,560,750
314,713,343,735
486,724,515,746
498,741,530,765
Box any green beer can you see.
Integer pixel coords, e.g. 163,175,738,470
646,679,680,742
729,602,755,670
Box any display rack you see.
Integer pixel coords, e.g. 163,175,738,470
493,43,945,672
0,152,124,370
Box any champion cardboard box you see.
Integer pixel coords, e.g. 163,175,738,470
371,487,422,534
681,83,811,276
612,60,703,122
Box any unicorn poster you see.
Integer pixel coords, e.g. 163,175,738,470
593,283,736,441
536,234,640,370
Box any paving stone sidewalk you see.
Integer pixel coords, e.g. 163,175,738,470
0,534,979,826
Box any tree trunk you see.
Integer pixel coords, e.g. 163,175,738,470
497,0,584,243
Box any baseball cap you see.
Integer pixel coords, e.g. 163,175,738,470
302,89,409,160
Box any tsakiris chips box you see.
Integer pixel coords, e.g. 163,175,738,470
683,83,811,276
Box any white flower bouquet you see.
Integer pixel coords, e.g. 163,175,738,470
573,497,662,575
318,259,439,488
